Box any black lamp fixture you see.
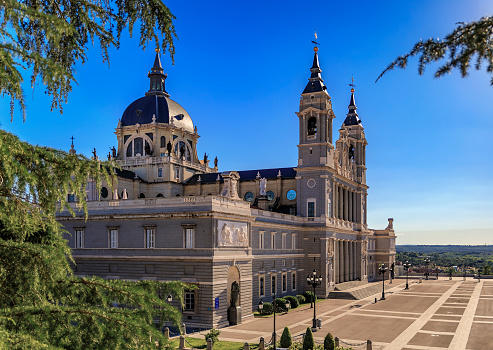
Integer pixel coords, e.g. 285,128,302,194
424,257,430,280
306,269,322,331
403,261,411,290
378,263,388,300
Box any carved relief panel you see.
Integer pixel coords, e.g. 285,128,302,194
217,220,249,247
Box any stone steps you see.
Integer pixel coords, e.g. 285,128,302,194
329,282,385,300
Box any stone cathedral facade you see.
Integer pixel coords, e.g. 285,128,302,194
58,46,396,329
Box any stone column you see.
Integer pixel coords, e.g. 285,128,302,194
344,241,349,282
339,240,344,283
349,241,354,281
344,188,349,221
334,240,339,284
339,186,343,220
334,185,338,219
348,190,353,223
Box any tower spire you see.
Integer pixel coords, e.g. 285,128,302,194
343,77,361,126
303,33,327,94
146,48,169,97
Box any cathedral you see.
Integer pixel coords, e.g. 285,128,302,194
58,45,396,329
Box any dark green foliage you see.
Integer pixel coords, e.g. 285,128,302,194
0,130,190,349
296,294,306,304
376,16,493,85
1,0,177,121
285,295,299,309
280,326,292,348
303,327,315,350
324,333,335,350
258,302,273,315
483,265,492,275
303,291,315,303
204,328,220,344
275,298,288,312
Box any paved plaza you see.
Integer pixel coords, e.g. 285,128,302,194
190,279,493,349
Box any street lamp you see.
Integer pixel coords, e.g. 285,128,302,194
424,257,430,280
259,290,289,350
378,263,388,300
436,265,439,280
166,294,173,303
463,264,466,281
403,261,411,290
306,269,322,331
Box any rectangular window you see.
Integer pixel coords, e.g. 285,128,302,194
75,229,84,248
67,194,76,202
175,167,180,180
282,233,287,249
259,231,264,249
308,201,315,217
282,273,287,293
271,232,276,249
271,274,276,295
146,228,155,248
184,290,195,312
292,234,297,249
185,228,194,248
110,229,118,248
158,168,163,178
292,272,296,291
259,275,265,297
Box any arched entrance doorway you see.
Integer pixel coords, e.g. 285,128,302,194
226,265,241,325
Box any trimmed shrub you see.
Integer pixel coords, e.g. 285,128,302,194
303,291,315,303
296,294,306,304
280,326,292,348
259,301,273,315
303,327,314,350
204,328,220,344
275,297,287,312
323,333,335,350
285,295,299,309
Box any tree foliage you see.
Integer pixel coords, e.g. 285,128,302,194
280,326,292,348
323,333,334,350
376,16,493,85
0,0,177,121
303,327,314,350
0,130,190,348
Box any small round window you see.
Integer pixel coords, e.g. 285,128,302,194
287,190,296,201
267,191,275,201
244,192,254,202
100,187,108,198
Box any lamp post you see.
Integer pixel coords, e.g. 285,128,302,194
306,269,322,331
424,257,430,280
166,294,173,303
478,270,481,282
463,265,466,281
378,263,388,300
436,265,439,280
403,261,411,290
258,293,290,350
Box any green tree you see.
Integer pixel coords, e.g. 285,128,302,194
280,326,292,348
1,0,177,121
376,16,493,85
0,1,191,348
323,333,335,350
303,327,315,350
483,265,492,275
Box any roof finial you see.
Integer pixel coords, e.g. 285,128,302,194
312,30,320,52
349,75,356,93
70,135,74,146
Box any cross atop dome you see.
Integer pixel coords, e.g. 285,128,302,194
146,48,169,97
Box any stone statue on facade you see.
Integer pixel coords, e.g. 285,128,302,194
110,146,117,158
230,281,240,307
259,178,267,196
220,171,240,200
214,156,218,168
166,141,172,155
203,153,208,164
92,148,97,159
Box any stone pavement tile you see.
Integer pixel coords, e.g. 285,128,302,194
355,310,420,319
325,310,345,317
481,287,493,295
475,298,493,317
430,314,462,321
406,332,454,348
362,295,439,313
436,306,465,315
466,323,493,350
446,297,470,304
420,320,459,333
320,315,414,343
401,283,455,294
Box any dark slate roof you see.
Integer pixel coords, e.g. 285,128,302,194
116,168,138,180
302,51,326,94
343,91,362,126
303,80,325,94
185,167,296,185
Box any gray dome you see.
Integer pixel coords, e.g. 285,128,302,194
121,94,194,133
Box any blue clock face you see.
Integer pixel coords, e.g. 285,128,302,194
287,190,296,201
267,191,275,201
244,192,254,202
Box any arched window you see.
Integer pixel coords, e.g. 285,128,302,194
174,140,191,161
160,136,166,148
126,141,133,157
307,117,317,135
348,144,355,159
139,193,145,198
125,137,152,158
157,193,164,198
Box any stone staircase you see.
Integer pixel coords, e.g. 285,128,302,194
329,280,385,300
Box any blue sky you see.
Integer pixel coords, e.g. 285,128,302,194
1,0,492,244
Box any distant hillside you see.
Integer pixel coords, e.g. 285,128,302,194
397,245,493,254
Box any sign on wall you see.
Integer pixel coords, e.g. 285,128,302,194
217,220,248,247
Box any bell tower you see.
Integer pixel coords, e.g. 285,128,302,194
296,44,336,218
